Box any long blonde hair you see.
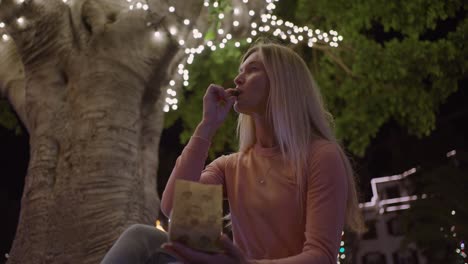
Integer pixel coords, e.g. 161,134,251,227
237,42,366,234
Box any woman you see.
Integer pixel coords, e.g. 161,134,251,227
102,42,365,264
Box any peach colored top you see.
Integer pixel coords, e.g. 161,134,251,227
162,136,348,264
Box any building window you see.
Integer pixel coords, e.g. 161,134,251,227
392,248,419,264
385,185,401,199
362,220,377,240
387,217,404,236
362,252,386,264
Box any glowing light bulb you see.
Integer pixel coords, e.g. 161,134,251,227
17,17,26,27
2,34,10,42
168,6,175,12
169,26,177,35
153,31,164,42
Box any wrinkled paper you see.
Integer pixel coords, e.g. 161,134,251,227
168,179,223,253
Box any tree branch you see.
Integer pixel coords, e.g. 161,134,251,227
323,48,355,77
0,38,29,131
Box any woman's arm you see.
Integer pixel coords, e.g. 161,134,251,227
160,122,216,217
161,84,236,217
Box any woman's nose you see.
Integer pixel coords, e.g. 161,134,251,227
234,73,244,86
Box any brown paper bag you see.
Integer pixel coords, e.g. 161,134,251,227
168,179,223,253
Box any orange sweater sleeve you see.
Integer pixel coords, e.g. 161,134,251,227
160,136,226,218
251,143,348,264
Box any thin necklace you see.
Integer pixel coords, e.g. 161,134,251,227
259,160,275,184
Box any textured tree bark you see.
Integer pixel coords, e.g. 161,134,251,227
0,0,259,262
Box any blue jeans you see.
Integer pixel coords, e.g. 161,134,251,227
101,224,179,264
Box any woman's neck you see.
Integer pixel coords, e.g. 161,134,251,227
252,114,277,148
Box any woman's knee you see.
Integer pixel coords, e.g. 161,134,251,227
122,224,168,245
123,224,153,236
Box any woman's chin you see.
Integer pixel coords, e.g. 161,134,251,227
233,102,241,113
234,104,253,115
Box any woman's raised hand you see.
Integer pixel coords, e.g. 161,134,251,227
201,84,237,129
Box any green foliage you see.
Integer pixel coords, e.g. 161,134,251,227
205,0,233,41
290,0,467,155
0,99,21,134
164,42,248,159
166,0,466,157
400,154,468,263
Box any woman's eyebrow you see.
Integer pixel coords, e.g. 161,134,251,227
238,61,261,72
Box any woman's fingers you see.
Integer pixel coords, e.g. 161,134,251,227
206,84,226,101
220,234,244,260
161,243,190,263
201,84,236,127
207,85,237,102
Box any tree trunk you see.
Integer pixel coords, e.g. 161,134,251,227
0,0,260,262
0,0,178,262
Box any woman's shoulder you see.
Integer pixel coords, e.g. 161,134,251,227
213,151,242,168
309,138,340,153
307,138,344,165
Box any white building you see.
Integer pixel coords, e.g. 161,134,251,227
353,167,428,264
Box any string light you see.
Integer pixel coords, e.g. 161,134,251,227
0,0,343,112
2,34,10,42
16,16,26,28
